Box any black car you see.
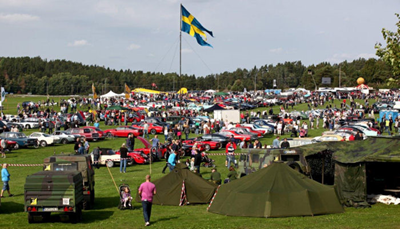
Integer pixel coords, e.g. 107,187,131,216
201,134,230,147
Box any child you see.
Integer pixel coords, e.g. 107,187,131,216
122,187,132,208
190,158,195,171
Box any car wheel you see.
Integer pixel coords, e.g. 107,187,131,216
107,133,114,138
106,160,114,168
25,124,31,129
61,139,68,144
127,158,134,166
204,144,211,151
14,144,19,150
150,129,156,135
40,141,47,147
34,142,39,149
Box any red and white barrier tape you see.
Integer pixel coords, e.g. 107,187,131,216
1,163,42,167
207,185,221,211
179,180,187,206
206,153,245,156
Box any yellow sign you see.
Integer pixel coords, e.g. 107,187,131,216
31,198,37,205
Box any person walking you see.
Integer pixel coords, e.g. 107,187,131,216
126,134,132,151
193,150,202,174
138,175,156,227
225,140,237,168
120,143,128,173
92,146,100,169
143,121,149,139
84,139,90,154
1,163,13,198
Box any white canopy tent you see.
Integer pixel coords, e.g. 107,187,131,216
100,90,126,99
205,89,216,93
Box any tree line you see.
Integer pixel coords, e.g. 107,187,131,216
0,56,394,95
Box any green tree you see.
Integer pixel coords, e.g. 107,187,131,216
375,13,400,78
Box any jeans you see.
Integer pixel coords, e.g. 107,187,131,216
143,130,149,139
142,201,152,223
194,165,200,173
168,163,175,172
386,126,390,135
227,155,235,168
120,158,127,172
164,135,168,142
185,133,189,140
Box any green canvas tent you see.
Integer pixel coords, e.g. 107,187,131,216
135,164,218,206
208,163,343,218
297,137,400,207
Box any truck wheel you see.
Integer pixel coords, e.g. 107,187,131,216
28,212,35,224
287,162,303,174
106,160,114,168
83,199,90,210
70,205,82,224
40,141,47,147
204,144,211,151
90,190,95,205
150,129,156,135
61,139,68,144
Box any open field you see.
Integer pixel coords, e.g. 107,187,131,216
1,95,399,229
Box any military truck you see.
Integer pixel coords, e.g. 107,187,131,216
238,148,311,177
24,171,84,223
43,154,95,209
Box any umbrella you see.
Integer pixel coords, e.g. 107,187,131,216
215,92,228,96
106,105,129,110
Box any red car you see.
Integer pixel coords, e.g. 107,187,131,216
103,126,142,137
219,130,255,142
182,138,221,151
132,123,163,135
84,126,106,139
128,137,168,159
239,125,267,135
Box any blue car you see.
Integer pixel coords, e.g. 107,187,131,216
0,132,38,150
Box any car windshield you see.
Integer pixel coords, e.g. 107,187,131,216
253,124,261,128
43,134,50,137
15,133,27,138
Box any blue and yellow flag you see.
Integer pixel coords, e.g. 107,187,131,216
181,5,213,47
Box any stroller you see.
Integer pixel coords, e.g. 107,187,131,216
118,184,133,210
201,152,215,168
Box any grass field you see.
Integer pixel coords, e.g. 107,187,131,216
1,95,400,229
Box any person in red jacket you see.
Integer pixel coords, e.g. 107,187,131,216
348,134,355,141
225,140,237,168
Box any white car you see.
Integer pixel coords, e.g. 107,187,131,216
29,132,60,147
91,149,133,167
241,123,273,134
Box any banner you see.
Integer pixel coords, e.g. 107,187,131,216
125,83,131,99
92,84,98,100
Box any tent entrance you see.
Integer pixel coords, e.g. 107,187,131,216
366,162,400,196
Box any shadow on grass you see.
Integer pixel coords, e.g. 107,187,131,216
93,196,120,210
152,216,179,225
82,210,114,224
0,201,24,214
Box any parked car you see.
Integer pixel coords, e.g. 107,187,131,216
17,118,40,129
91,148,133,167
0,138,17,151
200,134,230,147
0,132,38,149
29,132,60,147
103,126,142,137
52,130,78,144
132,122,163,135
84,126,106,140
64,128,100,141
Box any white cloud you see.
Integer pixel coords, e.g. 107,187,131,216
147,53,155,57
325,53,377,63
68,40,89,47
269,48,283,54
344,17,350,21
182,48,193,54
127,43,141,50
0,13,39,22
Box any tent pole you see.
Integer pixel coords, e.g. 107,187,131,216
321,155,325,184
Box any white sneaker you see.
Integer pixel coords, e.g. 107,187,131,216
145,222,150,226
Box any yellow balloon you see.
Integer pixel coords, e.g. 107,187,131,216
357,77,365,85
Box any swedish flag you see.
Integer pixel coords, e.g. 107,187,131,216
181,5,213,47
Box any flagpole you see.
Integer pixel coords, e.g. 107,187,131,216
179,3,182,115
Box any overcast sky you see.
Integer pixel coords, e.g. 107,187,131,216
0,0,399,77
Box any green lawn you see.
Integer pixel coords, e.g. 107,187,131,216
2,95,400,229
